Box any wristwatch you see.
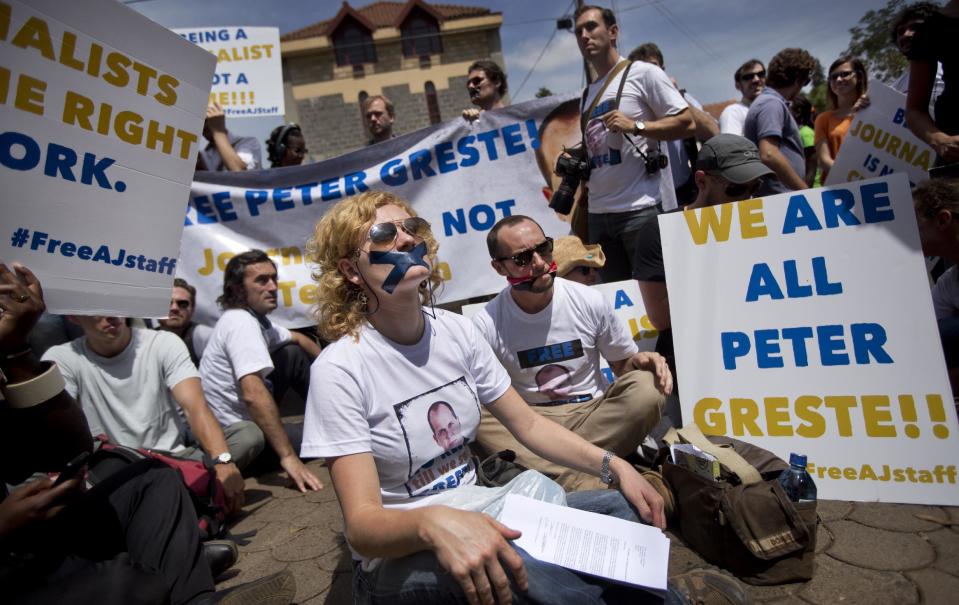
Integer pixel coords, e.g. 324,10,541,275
215,452,233,465
600,450,615,485
632,120,646,135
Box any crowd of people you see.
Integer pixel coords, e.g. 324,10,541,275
1,2,957,605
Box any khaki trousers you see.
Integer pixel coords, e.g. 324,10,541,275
476,369,665,491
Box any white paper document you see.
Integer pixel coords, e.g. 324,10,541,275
500,494,670,591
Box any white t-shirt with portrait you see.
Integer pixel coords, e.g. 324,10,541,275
199,309,292,425
302,309,511,509
583,58,688,214
473,278,638,405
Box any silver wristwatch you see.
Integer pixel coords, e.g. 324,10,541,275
215,452,233,465
600,450,614,485
632,120,646,135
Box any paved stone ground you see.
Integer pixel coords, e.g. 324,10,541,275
217,458,959,605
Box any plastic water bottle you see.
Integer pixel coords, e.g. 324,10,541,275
778,453,817,502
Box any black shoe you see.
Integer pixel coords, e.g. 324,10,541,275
216,569,296,605
203,539,239,580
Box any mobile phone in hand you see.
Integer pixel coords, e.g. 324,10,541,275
53,451,90,486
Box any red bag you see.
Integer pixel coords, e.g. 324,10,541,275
89,435,228,540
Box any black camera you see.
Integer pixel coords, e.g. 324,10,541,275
643,146,669,175
549,143,591,215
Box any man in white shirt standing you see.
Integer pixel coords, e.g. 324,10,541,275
473,215,672,491
200,250,323,492
720,59,766,136
572,5,694,282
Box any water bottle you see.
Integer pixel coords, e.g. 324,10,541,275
778,453,817,502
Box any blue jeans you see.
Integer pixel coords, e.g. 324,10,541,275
588,206,662,283
352,490,685,605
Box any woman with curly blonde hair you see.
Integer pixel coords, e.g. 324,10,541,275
305,190,442,342
298,191,712,605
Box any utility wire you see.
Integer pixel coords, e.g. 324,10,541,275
511,0,576,100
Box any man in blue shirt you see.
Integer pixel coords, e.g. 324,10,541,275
744,48,817,195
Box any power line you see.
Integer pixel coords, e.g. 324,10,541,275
511,0,576,100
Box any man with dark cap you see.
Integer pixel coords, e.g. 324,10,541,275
634,134,773,397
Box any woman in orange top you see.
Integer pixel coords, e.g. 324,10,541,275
815,55,869,182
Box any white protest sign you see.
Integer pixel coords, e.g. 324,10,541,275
1,0,215,316
181,96,578,328
174,26,283,118
826,82,933,188
660,174,959,504
462,280,658,384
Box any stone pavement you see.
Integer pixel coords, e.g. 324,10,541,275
217,459,959,605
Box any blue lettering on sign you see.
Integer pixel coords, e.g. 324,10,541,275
0,131,124,192
442,200,515,236
721,323,892,370
614,289,633,309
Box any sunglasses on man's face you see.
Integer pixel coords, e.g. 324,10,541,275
740,70,766,82
498,237,554,267
367,217,432,251
171,299,190,310
708,173,760,199
724,180,761,198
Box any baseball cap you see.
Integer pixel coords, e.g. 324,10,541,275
553,236,605,277
696,134,773,184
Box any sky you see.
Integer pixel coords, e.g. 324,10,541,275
126,0,892,147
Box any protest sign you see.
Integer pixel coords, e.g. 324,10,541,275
174,26,283,118
461,280,658,383
182,95,579,328
1,0,215,316
825,82,933,188
660,174,959,504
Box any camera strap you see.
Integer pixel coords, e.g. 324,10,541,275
579,59,632,134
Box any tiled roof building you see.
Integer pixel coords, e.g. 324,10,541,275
281,0,506,159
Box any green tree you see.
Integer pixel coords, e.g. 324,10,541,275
535,87,554,98
845,0,941,84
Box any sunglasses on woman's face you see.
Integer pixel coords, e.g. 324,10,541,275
829,70,855,82
367,217,432,251
497,237,554,267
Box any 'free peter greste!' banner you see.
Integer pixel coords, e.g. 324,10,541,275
182,96,579,329
1,0,215,316
660,173,959,504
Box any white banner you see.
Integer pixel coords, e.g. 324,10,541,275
462,280,659,383
1,0,215,316
826,82,933,188
182,96,582,328
660,174,959,504
174,26,283,118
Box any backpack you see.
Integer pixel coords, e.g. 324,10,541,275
88,435,228,540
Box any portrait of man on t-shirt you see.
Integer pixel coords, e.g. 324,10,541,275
394,376,479,497
535,364,574,401
427,401,463,451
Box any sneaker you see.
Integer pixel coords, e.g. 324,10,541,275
670,568,751,605
217,569,296,605
641,470,676,521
